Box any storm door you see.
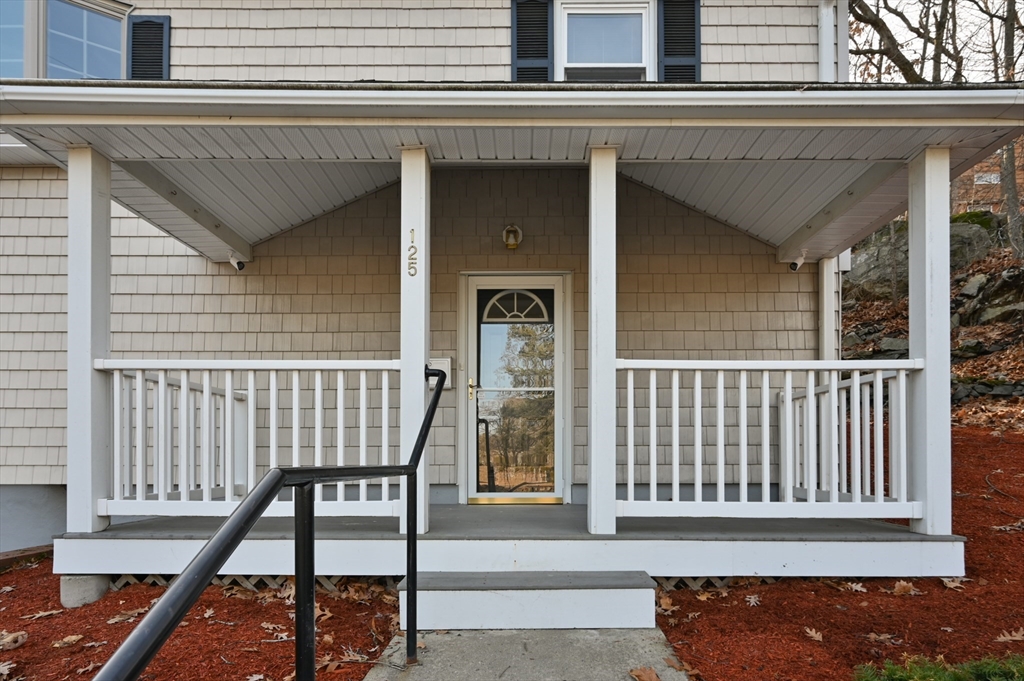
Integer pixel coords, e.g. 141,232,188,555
467,277,565,503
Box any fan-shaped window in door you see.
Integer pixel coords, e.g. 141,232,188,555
482,290,550,323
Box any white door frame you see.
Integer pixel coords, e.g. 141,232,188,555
457,273,574,504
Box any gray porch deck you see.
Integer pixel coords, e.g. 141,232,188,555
65,505,961,543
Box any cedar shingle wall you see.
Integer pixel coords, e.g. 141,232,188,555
0,167,817,488
132,0,830,83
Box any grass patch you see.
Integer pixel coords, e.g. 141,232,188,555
855,655,1024,681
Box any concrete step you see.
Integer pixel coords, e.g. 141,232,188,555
398,571,655,630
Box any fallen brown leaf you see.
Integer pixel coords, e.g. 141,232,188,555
0,631,27,651
996,627,1024,642
628,667,661,681
804,627,823,642
52,634,84,648
20,609,62,620
76,662,101,675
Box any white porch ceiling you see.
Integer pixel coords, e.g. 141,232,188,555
2,85,1020,261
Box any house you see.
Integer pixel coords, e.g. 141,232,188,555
1,0,1022,627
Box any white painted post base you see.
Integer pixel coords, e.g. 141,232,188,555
60,574,109,608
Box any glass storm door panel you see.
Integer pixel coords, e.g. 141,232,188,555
472,287,561,501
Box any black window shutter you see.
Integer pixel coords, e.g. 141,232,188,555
512,0,552,82
659,0,700,83
127,16,171,80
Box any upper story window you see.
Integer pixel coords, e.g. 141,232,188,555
560,2,654,82
0,0,169,80
513,0,700,83
48,0,122,79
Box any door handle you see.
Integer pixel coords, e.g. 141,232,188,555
468,378,474,400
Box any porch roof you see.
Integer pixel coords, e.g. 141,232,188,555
1,81,1021,262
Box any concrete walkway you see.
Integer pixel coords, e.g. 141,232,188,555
362,629,690,681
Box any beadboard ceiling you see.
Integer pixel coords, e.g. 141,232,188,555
4,122,1019,261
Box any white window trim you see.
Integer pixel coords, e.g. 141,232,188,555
17,0,131,79
554,0,657,82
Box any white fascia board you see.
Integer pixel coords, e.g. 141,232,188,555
1,84,1022,124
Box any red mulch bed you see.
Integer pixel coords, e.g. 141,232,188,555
658,425,1024,681
0,569,397,681
2,426,1021,681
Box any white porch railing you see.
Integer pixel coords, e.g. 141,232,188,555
615,360,924,519
94,360,401,517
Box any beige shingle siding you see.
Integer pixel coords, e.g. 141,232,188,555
701,0,822,82
1,167,816,490
132,0,833,84
0,167,69,486
133,0,512,82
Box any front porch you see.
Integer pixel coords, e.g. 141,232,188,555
3,82,1020,581
54,505,964,578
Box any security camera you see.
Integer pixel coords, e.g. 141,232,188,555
789,250,807,272
229,253,246,271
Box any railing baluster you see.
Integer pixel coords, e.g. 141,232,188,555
337,371,345,501
761,371,769,503
716,370,725,503
314,371,324,502
739,370,747,503
135,372,147,502
671,370,679,503
225,371,234,502
805,371,816,503
218,395,226,490
649,369,657,503
113,370,123,501
693,370,702,503
873,371,884,503
247,370,256,494
888,376,896,503
839,384,848,495
157,370,168,501
829,371,840,503
187,383,196,492
861,382,871,497
123,374,133,500
897,368,905,501
850,371,861,503
359,370,368,502
794,397,801,494
202,370,213,502
270,371,279,470
292,370,300,468
179,371,188,501
626,369,635,502
382,370,390,502
782,370,793,502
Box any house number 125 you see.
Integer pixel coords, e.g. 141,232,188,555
407,229,418,276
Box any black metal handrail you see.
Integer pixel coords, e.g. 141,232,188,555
96,367,447,681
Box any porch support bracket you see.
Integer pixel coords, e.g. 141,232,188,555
907,146,951,536
399,147,431,535
588,146,618,535
776,161,902,264
66,147,112,534
117,161,252,262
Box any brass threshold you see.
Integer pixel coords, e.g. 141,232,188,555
468,497,563,505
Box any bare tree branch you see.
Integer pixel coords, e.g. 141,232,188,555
850,0,929,82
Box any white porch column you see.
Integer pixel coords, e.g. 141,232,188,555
588,147,617,534
66,147,112,533
818,256,840,360
817,0,837,82
399,147,431,534
907,147,951,535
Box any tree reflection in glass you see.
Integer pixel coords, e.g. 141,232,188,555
476,291,556,494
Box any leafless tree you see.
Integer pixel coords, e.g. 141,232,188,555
849,0,1024,257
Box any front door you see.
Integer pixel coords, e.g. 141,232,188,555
467,276,566,503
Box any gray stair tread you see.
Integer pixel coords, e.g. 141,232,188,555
398,571,654,591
